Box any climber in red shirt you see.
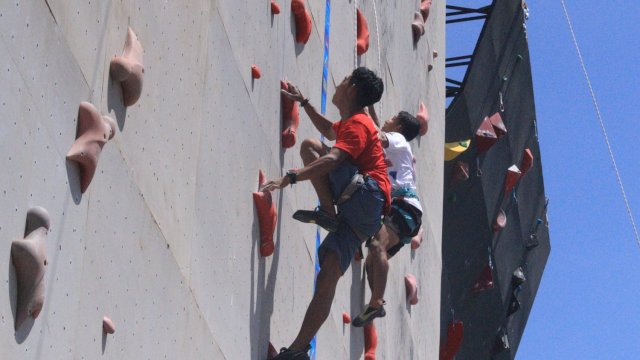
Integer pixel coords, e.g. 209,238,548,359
261,67,389,360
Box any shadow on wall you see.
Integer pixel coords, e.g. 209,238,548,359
9,248,36,343
349,262,364,360
65,159,83,205
249,188,283,360
107,77,128,131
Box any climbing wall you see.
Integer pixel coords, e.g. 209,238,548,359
0,1,444,359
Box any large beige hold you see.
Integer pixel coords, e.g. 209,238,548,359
11,207,50,330
110,27,144,106
66,102,117,193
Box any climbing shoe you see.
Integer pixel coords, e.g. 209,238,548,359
271,346,310,360
352,303,386,327
292,208,339,232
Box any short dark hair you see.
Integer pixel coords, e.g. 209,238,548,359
397,111,420,142
349,67,384,107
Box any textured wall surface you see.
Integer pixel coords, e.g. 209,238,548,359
0,1,444,359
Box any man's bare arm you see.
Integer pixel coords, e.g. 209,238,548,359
367,105,389,148
260,147,348,191
301,102,336,140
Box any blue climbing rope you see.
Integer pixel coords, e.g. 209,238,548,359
310,1,331,359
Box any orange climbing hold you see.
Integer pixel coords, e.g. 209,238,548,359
11,207,50,330
253,170,277,257
449,161,469,187
271,0,281,15
520,148,534,177
342,312,351,324
420,0,433,21
291,0,312,44
110,27,144,106
503,165,522,195
251,65,262,79
66,102,117,193
356,9,370,55
440,320,464,360
411,12,425,41
492,208,507,233
488,112,507,139
470,264,494,293
103,316,116,334
404,273,419,305
364,323,378,360
416,101,429,136
281,81,300,149
411,226,424,250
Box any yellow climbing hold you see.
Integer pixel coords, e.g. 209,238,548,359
444,140,471,161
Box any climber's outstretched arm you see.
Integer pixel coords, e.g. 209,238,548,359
281,81,336,140
261,147,348,191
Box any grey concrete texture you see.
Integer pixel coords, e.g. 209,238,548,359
0,1,444,359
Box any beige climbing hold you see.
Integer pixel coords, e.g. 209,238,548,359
416,101,429,136
11,207,50,330
420,0,432,21
444,140,470,161
405,274,419,305
433,50,439,58
110,27,144,106
66,102,117,193
411,12,425,41
103,316,116,334
410,226,424,250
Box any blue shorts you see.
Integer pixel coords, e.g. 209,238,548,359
318,162,385,274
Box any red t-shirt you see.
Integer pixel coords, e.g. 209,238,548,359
332,113,391,212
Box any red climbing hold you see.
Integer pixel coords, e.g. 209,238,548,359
416,101,429,136
520,148,534,177
342,312,352,324
475,116,498,155
488,112,507,139
411,226,424,250
271,0,281,15
253,170,277,257
411,12,425,41
492,208,507,233
267,342,279,359
11,207,50,330
251,65,262,79
356,9,370,55
503,165,522,195
103,316,116,334
420,0,433,21
470,264,494,293
449,161,469,187
440,321,464,360
364,323,378,360
405,274,419,305
291,0,312,44
281,81,300,149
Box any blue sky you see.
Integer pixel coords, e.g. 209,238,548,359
449,1,640,358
